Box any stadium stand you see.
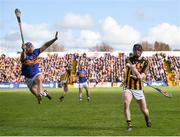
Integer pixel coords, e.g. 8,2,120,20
0,52,180,88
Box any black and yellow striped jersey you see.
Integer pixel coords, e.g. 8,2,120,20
124,56,149,90
59,59,77,83
60,70,71,81
71,59,77,75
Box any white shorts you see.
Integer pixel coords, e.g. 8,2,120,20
123,88,145,100
79,82,88,88
58,80,67,88
25,73,42,88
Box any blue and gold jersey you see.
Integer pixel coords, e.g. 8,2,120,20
77,70,88,83
21,49,40,78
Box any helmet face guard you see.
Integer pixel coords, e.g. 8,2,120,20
25,42,33,48
133,44,143,58
25,42,34,53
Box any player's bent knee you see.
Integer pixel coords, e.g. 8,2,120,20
30,90,39,97
36,75,44,82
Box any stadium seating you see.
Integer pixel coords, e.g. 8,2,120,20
0,52,179,86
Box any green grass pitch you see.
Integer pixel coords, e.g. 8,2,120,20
0,86,180,136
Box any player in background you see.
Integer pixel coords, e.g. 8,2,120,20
58,64,72,101
21,32,58,104
58,55,77,101
123,44,151,131
76,65,90,102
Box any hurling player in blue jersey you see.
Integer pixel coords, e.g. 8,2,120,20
76,65,90,101
21,32,58,104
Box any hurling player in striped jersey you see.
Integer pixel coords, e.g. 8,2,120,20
123,44,151,131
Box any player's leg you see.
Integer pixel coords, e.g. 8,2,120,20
122,89,133,130
43,89,52,100
29,85,42,104
59,82,68,101
63,82,68,92
137,98,151,127
35,74,52,100
79,87,83,101
84,85,90,101
35,74,44,93
58,80,62,88
25,76,42,104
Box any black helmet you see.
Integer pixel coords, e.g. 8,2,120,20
133,44,143,51
25,42,33,48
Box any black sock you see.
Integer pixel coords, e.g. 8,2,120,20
126,120,132,127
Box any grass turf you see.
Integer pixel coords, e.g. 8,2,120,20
0,86,180,136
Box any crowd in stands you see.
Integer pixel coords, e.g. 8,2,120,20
77,53,125,83
146,54,168,83
167,56,180,83
0,52,179,85
0,54,23,82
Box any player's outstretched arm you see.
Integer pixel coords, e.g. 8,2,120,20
40,31,58,53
